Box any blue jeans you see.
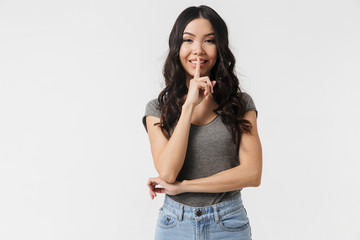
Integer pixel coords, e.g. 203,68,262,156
155,194,252,240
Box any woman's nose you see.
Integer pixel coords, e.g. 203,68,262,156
192,42,205,55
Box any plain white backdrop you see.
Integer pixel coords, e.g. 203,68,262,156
1,0,359,239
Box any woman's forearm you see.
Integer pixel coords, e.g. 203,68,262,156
157,103,195,183
179,165,261,193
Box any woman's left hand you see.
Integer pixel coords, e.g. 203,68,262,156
147,176,183,200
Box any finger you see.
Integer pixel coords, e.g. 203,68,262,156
204,80,211,96
147,178,159,199
207,80,216,94
154,187,166,193
148,177,160,186
197,81,209,95
147,179,160,193
202,78,208,96
198,77,212,95
148,185,155,197
147,179,155,189
211,81,216,93
148,185,155,193
149,189,155,199
194,57,201,79
206,79,212,95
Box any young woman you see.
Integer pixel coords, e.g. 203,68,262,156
142,5,262,240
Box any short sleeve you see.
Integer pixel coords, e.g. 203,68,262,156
242,92,258,118
142,98,161,132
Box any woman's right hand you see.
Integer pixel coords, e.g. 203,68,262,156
147,176,183,199
184,57,216,107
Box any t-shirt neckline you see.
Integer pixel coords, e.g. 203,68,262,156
191,114,220,127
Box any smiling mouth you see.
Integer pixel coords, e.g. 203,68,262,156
189,60,207,64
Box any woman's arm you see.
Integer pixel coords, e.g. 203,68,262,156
146,103,195,183
146,58,215,183
180,110,262,192
147,110,262,198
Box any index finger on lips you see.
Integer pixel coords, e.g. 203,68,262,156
194,57,201,79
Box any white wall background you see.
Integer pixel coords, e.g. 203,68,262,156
1,0,359,239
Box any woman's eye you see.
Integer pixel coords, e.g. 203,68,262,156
205,39,215,43
183,39,193,42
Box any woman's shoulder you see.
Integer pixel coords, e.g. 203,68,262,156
144,97,160,116
240,91,258,117
241,91,254,103
142,98,161,132
145,98,160,108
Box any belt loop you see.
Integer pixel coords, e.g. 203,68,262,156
178,204,184,221
213,205,220,223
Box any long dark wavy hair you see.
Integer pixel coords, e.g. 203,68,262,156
155,5,253,146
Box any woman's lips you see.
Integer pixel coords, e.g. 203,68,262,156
188,60,207,68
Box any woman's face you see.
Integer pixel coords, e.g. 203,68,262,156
179,18,217,81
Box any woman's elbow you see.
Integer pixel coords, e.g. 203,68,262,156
251,157,262,187
155,158,179,183
253,177,261,187
155,166,176,183
251,171,262,187
159,173,177,183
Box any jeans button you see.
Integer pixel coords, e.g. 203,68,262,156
196,210,202,217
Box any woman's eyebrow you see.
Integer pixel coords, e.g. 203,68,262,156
183,32,215,37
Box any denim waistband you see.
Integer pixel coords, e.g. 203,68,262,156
162,194,244,223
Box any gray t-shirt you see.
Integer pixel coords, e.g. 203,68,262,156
142,92,258,207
